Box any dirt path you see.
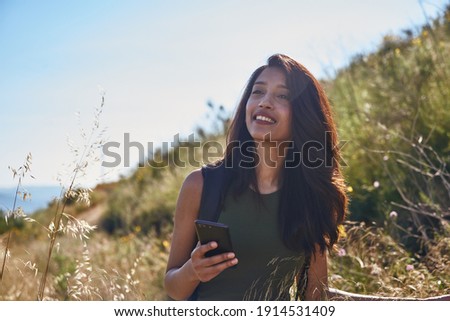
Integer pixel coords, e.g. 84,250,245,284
77,202,107,226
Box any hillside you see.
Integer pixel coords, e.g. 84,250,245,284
1,6,449,300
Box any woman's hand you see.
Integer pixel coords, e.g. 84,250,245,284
190,241,238,282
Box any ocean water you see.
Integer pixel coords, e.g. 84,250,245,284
0,185,61,215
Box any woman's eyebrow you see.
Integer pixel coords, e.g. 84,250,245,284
254,81,289,89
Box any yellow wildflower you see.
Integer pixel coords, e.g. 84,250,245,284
338,225,347,238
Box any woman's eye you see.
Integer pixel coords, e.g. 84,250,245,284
252,89,263,94
278,94,289,100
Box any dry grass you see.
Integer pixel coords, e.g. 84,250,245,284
328,221,450,299
1,190,449,301
0,226,170,300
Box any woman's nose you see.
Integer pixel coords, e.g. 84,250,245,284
258,94,274,109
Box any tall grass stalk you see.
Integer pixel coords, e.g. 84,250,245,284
37,94,106,300
0,153,33,285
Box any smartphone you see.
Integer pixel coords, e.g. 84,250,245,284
194,219,234,257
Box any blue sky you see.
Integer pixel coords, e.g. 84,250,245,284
0,0,448,188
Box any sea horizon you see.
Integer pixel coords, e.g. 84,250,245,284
0,185,62,214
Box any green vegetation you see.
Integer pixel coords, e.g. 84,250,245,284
1,7,449,300
326,7,450,255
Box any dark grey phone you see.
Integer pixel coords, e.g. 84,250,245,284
194,219,234,257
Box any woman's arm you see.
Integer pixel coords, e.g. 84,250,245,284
164,169,203,300
304,246,328,300
164,169,238,300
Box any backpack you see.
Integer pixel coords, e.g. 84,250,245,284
189,162,310,300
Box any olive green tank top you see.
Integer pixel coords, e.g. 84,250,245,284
196,185,305,300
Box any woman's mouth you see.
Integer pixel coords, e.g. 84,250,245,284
254,114,276,125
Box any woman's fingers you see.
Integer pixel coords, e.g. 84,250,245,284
190,242,238,282
202,251,236,267
195,257,238,282
192,241,218,258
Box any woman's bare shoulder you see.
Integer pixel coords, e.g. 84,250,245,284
174,168,204,221
182,168,203,192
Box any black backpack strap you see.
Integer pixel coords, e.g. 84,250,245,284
198,162,226,222
188,162,227,301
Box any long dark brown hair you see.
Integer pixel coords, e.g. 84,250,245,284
218,53,348,258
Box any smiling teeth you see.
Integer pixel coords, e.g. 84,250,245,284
255,115,275,123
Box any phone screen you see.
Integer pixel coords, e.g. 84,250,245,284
194,219,234,257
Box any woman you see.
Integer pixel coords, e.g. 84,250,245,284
165,53,346,300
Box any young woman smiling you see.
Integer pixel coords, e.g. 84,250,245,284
165,53,345,301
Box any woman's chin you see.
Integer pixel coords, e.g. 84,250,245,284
248,129,272,141
250,132,288,143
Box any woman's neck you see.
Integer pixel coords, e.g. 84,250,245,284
252,140,288,193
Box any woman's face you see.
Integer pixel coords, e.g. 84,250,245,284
245,67,292,143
